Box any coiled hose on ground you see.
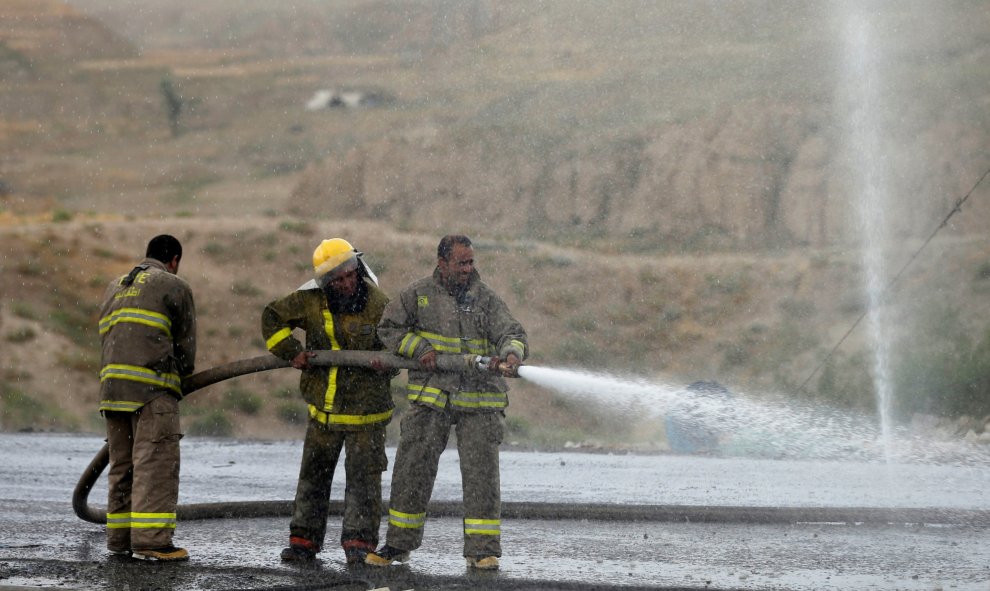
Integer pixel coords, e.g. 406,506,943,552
73,352,990,527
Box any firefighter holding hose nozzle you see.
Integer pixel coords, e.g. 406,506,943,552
366,234,528,570
261,238,395,564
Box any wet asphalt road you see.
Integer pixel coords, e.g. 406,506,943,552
1,433,989,590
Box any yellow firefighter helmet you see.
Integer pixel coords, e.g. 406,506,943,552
312,238,358,284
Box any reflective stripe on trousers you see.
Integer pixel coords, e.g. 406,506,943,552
388,508,427,530
104,395,181,551
106,511,178,529
464,517,501,536
384,405,504,557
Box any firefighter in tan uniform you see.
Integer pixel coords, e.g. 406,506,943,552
262,238,395,564
98,234,196,561
366,234,527,570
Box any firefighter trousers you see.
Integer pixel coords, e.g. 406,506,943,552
384,403,504,558
105,394,182,552
289,420,388,552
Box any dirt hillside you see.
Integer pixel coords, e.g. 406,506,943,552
3,214,990,446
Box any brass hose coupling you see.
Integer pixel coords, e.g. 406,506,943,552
473,355,520,377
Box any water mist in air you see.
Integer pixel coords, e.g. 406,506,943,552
515,365,990,465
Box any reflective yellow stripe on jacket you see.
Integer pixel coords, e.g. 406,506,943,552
307,404,393,426
99,399,144,413
320,309,341,412
397,332,424,357
399,330,491,357
405,385,506,410
100,364,182,395
266,327,292,351
420,330,490,355
99,307,172,338
406,384,447,408
451,391,507,410
306,309,394,426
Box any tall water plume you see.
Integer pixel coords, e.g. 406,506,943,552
836,5,896,460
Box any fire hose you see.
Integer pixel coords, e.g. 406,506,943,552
72,352,990,527
72,351,502,524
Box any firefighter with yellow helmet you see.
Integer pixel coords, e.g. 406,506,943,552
261,238,394,564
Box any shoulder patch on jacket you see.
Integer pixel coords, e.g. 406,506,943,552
417,295,429,308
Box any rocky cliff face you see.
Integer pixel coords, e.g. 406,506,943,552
38,0,988,254
292,99,990,251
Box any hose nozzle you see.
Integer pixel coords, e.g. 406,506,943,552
499,362,520,378
473,355,520,377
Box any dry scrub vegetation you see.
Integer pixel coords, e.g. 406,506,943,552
4,215,990,447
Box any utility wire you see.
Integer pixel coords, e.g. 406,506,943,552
797,164,990,394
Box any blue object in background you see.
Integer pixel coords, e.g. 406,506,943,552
665,381,732,454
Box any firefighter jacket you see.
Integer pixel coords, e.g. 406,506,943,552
378,267,527,412
98,257,197,412
262,279,394,430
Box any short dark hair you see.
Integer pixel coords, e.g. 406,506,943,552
437,234,472,260
146,234,182,264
